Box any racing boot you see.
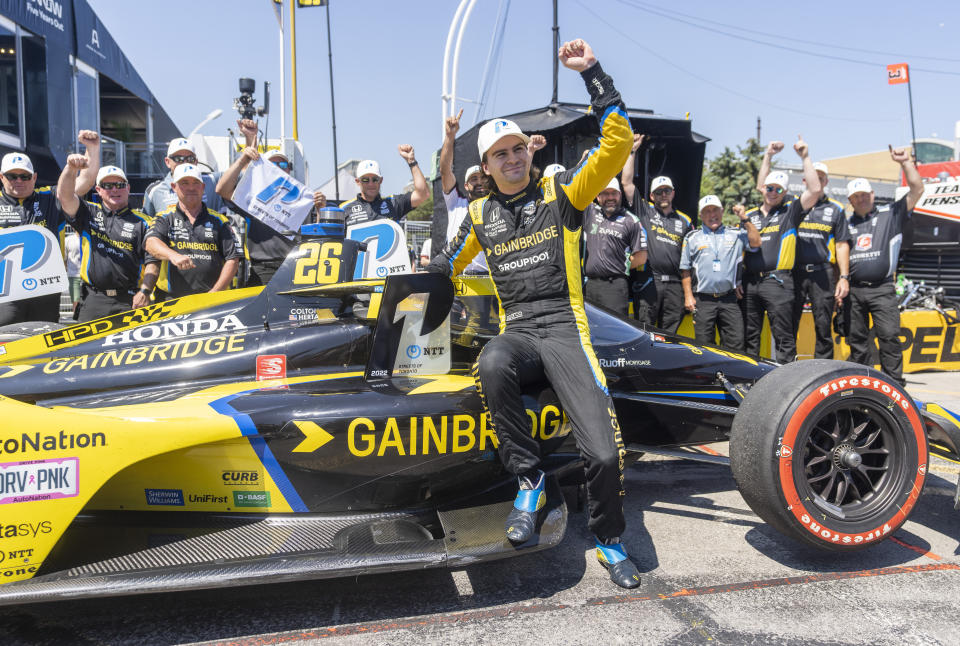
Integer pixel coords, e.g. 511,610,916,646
595,537,641,589
505,470,545,543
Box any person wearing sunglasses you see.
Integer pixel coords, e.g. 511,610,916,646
621,135,692,333
0,133,99,324
340,144,430,229
142,120,257,218
216,146,327,286
56,158,158,321
741,137,823,363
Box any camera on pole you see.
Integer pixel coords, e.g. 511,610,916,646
233,78,270,121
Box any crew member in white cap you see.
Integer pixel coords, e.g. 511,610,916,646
0,130,100,324
57,153,157,320
680,195,760,350
429,38,642,590
145,164,240,298
841,145,924,385
340,143,429,228
543,163,566,178
757,154,852,358
583,177,646,314
741,137,823,362
216,145,326,286
143,119,257,217
620,133,691,331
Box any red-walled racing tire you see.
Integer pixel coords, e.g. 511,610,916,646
730,360,928,551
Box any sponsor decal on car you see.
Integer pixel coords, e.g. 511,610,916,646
233,491,271,507
144,489,184,506
221,470,262,487
0,520,52,540
100,314,244,347
0,457,79,504
256,355,287,381
43,300,180,347
42,334,246,374
599,358,651,368
188,493,228,504
0,431,105,456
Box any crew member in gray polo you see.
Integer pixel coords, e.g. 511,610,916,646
680,195,761,350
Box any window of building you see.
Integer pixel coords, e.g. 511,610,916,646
73,58,99,135
20,29,47,148
0,16,21,147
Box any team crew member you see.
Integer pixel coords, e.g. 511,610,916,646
758,154,852,358
145,164,241,298
216,133,326,285
742,138,822,362
56,159,157,321
843,146,924,385
621,136,691,331
143,122,256,218
429,39,641,589
341,145,430,228
680,196,760,350
583,177,647,314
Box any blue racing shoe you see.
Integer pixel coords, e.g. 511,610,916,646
595,538,641,589
505,471,545,543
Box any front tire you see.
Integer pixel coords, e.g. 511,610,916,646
730,360,927,551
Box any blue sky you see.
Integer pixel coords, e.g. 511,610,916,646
89,0,960,197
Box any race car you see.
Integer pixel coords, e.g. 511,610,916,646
0,221,957,605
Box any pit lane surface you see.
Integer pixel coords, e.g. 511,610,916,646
3,373,958,646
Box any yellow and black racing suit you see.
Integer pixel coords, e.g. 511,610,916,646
428,62,633,540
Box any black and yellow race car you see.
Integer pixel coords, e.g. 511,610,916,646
0,225,957,605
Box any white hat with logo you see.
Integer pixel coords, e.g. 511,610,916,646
356,160,381,179
544,163,566,178
650,176,674,192
166,137,197,157
602,177,621,193
764,171,789,189
698,195,723,213
847,178,873,197
463,164,482,183
1,152,34,175
477,119,531,158
813,162,829,175
96,165,128,184
262,149,289,162
172,163,203,184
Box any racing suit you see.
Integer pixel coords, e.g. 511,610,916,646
428,62,632,540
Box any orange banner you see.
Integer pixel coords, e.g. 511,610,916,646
887,63,909,85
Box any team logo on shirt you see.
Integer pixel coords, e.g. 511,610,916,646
350,204,365,215
380,202,390,215
856,233,873,250
823,207,834,220
673,220,682,231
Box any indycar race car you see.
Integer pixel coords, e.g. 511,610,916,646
0,220,957,605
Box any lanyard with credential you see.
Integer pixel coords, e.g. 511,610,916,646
706,227,724,272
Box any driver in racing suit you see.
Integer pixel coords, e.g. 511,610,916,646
428,39,640,589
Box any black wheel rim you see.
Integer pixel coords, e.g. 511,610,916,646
794,397,910,522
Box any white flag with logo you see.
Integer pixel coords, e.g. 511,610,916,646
231,158,314,233
0,225,68,303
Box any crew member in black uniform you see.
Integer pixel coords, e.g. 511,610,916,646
583,177,646,314
757,152,852,358
216,137,327,286
620,135,691,331
340,146,430,228
429,39,641,589
742,138,822,362
56,158,157,321
145,164,241,298
843,146,924,385
0,137,98,324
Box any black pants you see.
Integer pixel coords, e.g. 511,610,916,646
693,292,744,351
585,276,629,315
793,267,836,359
743,273,796,362
77,287,134,322
248,261,283,287
474,323,626,540
0,293,61,325
846,283,903,383
634,277,684,333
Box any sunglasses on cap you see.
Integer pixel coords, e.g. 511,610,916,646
652,187,673,196
765,185,785,195
4,173,32,182
359,177,381,184
169,154,197,164
99,181,128,190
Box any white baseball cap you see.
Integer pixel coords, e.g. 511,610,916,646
600,177,621,194
463,164,482,183
847,178,873,197
262,149,289,162
698,195,723,213
96,165,128,184
543,163,566,178
166,138,196,157
894,186,910,201
764,171,789,189
477,119,531,158
1,152,34,175
356,159,381,178
813,162,829,175
651,176,674,192
172,163,203,184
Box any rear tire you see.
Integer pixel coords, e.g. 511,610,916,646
730,360,927,551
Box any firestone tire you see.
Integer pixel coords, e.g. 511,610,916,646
730,360,928,551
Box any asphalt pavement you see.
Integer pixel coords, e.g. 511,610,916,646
1,372,958,646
